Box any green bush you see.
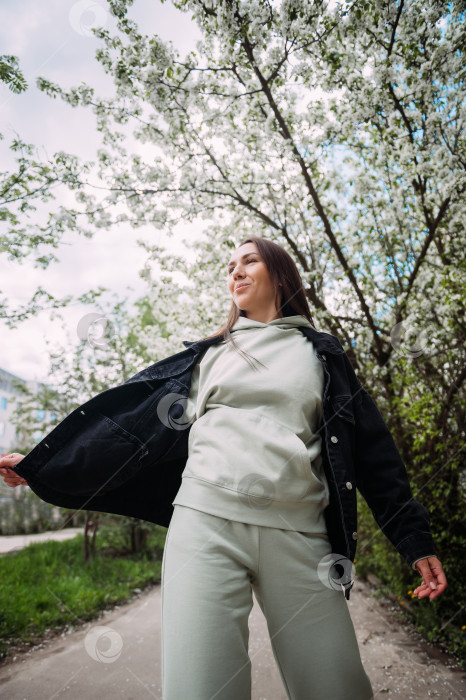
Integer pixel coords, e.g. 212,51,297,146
355,491,465,669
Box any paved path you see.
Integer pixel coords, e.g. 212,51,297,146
0,572,464,699
0,528,84,554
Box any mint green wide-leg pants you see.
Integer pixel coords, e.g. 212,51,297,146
161,504,374,700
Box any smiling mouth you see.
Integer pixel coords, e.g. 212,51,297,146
236,284,249,291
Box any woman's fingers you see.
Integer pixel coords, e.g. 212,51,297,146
413,581,431,598
0,478,28,487
0,469,28,486
2,478,28,487
0,453,28,487
413,557,448,600
0,452,25,468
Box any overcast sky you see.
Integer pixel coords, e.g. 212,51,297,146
0,0,204,382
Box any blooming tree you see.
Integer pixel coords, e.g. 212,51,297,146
2,0,465,654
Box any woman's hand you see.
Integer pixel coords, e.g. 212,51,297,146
0,453,28,487
412,556,448,600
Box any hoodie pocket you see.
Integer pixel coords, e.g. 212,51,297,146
185,407,316,502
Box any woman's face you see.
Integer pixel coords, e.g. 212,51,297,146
227,242,282,319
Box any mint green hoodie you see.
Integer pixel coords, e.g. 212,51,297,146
172,314,330,533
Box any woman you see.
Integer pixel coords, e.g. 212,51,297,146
1,237,447,700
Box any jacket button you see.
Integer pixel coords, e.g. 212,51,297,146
352,531,358,540
330,435,338,443
346,481,353,490
321,354,327,361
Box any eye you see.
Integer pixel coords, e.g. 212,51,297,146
228,258,257,274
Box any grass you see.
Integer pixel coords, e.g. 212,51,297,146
0,526,167,662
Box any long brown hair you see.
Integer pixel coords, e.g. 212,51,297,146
198,237,317,370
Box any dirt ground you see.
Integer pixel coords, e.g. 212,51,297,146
0,570,464,699
347,577,465,699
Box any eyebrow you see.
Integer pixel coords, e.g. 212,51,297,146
227,252,259,268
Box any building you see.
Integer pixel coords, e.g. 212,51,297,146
0,367,56,454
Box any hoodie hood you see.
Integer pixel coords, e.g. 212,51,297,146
231,314,314,333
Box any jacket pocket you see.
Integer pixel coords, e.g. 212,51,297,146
35,410,149,495
93,413,150,492
331,395,355,424
328,395,356,476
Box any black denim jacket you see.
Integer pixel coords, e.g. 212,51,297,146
13,326,436,600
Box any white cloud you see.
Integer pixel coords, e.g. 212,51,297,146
0,0,203,382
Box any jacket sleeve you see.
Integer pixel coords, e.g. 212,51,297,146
339,349,437,569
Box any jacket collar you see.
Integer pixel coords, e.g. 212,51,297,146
182,325,344,355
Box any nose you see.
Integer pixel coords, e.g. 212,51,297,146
231,263,245,280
